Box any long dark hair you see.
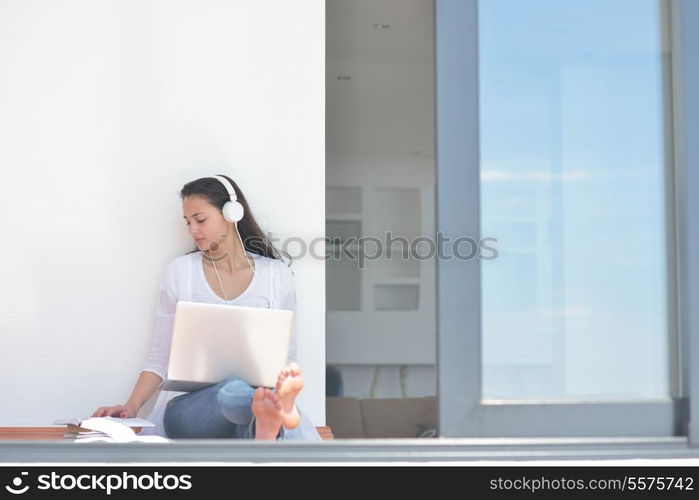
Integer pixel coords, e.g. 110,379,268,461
180,175,288,262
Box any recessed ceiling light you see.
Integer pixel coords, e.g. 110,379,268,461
373,23,391,29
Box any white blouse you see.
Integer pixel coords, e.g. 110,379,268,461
139,250,303,437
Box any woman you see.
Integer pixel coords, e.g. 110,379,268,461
92,175,320,441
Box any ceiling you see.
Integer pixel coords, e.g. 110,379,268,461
326,0,435,161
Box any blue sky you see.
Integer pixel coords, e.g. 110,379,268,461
478,0,668,399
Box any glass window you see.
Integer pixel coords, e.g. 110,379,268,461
479,0,670,400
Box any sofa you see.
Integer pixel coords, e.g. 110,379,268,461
325,396,437,439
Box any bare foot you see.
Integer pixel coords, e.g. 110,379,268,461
275,362,304,430
251,388,283,440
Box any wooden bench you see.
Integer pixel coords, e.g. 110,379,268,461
0,427,333,441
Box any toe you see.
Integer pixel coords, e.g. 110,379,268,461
270,394,282,409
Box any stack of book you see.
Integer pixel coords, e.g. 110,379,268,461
53,417,170,443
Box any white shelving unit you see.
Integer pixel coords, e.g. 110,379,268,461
326,185,436,365
326,214,362,222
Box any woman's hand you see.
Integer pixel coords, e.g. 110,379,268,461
91,404,137,418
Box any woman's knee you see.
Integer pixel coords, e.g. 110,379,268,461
217,375,253,398
216,376,255,425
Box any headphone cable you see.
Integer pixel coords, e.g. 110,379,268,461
210,222,255,301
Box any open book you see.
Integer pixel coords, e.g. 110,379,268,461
53,417,170,443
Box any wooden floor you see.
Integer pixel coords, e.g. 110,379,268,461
0,426,333,441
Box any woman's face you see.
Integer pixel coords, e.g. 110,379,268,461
182,196,228,251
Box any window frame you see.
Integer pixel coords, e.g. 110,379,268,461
435,0,694,439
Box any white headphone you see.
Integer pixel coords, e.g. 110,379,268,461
211,175,245,223
204,175,255,301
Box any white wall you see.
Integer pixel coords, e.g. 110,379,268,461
0,0,325,427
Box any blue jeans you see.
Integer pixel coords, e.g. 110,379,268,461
163,375,282,439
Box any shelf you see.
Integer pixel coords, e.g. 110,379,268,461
374,284,420,311
326,220,361,242
326,213,362,222
373,278,421,286
327,242,361,251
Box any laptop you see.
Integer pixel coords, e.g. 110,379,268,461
159,301,293,392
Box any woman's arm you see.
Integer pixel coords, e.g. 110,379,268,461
124,371,163,413
92,371,163,417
